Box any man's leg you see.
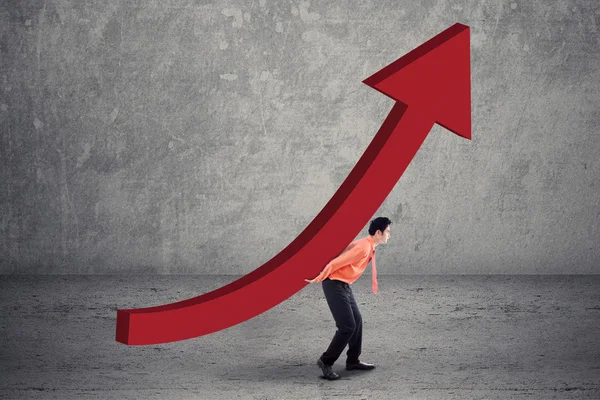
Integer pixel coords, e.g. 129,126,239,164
345,286,362,365
344,286,375,371
320,279,356,366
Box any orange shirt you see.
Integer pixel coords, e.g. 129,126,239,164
311,236,375,285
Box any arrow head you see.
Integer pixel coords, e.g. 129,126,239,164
363,23,471,139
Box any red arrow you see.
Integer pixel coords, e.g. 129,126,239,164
116,23,471,345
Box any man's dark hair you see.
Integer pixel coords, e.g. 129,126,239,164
368,217,392,236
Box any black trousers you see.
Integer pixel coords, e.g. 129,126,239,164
320,278,363,366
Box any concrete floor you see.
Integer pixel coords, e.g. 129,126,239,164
1,275,599,399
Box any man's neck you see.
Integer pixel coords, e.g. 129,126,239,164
369,234,380,247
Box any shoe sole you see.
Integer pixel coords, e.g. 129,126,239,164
346,365,376,371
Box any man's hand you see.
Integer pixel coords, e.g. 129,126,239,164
304,278,316,284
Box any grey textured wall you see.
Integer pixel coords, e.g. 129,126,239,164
1,0,599,274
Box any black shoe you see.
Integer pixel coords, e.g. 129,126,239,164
317,358,340,380
346,361,376,371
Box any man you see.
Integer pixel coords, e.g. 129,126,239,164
305,217,392,380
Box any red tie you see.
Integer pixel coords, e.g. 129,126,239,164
371,249,378,294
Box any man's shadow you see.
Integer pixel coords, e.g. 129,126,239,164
213,357,368,382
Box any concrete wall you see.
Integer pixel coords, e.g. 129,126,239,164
1,0,599,274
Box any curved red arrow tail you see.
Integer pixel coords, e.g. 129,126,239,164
116,23,471,345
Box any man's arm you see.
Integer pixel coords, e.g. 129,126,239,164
305,243,369,283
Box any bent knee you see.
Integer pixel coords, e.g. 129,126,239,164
337,321,357,334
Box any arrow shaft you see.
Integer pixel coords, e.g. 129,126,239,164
117,103,436,345
334,103,435,228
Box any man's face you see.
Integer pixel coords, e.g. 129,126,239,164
379,226,391,244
